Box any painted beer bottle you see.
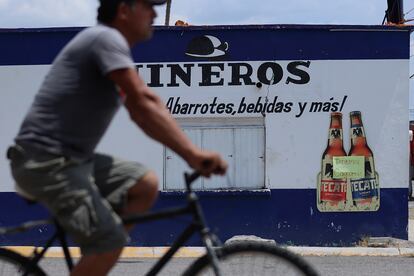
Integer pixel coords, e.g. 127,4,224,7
348,111,379,209
319,112,347,209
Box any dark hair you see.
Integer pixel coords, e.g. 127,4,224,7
97,0,136,24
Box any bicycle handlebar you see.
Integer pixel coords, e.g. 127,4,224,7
184,159,212,189
185,159,225,189
185,171,201,189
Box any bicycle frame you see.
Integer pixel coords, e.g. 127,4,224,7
121,172,222,276
5,171,223,276
28,220,74,271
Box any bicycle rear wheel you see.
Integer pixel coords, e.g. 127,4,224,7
183,242,319,276
0,248,46,276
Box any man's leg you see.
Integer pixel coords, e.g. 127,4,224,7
123,171,159,224
8,148,129,276
70,249,123,276
72,159,159,276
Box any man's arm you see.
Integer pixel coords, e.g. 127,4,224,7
108,68,227,176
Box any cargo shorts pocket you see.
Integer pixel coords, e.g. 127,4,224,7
24,157,67,171
53,189,99,238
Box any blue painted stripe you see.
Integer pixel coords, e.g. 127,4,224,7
0,25,410,66
0,188,407,247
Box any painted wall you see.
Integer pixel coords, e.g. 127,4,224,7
0,25,411,246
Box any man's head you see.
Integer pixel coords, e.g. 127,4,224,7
98,0,167,44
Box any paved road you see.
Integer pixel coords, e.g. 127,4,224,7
306,256,414,276
37,255,414,275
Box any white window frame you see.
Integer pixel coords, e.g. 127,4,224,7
163,117,266,191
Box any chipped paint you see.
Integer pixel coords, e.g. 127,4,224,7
328,222,342,232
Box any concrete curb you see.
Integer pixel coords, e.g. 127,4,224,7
4,245,414,258
2,246,207,258
287,246,414,257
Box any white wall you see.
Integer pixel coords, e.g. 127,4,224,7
0,58,409,192
0,65,49,192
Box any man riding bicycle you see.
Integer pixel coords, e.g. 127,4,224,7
7,0,227,275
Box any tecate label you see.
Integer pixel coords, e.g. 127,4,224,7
320,179,347,202
350,178,378,200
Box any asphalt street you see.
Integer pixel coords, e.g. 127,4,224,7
34,255,414,276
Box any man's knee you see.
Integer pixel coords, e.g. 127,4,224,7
129,171,159,202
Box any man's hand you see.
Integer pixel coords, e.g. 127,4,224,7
186,150,228,177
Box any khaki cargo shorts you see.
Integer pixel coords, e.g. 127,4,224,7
7,144,149,255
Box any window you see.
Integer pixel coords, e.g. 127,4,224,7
164,118,265,190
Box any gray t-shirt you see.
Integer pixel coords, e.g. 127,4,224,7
15,24,135,160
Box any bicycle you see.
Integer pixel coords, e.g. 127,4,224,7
0,171,319,275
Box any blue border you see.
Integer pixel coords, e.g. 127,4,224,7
0,188,407,246
0,24,410,66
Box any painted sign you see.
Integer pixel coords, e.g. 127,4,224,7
0,25,411,246
317,111,380,212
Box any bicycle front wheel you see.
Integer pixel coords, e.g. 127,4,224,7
183,242,319,276
0,248,46,276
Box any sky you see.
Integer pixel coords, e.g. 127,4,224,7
0,0,410,27
0,0,413,110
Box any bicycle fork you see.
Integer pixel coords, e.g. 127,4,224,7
202,233,222,276
189,193,223,276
